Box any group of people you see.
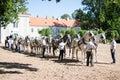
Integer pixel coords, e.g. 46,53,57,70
5,35,24,53
57,36,117,67
4,35,117,66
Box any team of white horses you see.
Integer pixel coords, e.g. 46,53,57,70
6,31,106,63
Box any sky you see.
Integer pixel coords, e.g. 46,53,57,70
26,0,84,18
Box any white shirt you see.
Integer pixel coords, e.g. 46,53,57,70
42,39,46,45
59,42,66,50
86,41,96,51
8,38,13,44
110,40,116,50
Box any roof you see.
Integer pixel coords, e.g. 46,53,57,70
29,17,79,27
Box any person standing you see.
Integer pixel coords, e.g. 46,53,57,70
86,38,96,66
17,38,22,53
110,37,117,64
42,37,46,58
5,36,9,48
58,39,66,61
8,35,13,50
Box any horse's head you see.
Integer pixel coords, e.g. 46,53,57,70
89,31,94,37
94,33,106,44
62,34,71,43
100,33,106,44
83,31,94,42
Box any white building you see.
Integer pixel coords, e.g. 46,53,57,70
0,13,80,43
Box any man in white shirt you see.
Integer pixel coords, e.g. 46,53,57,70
110,37,117,64
86,38,96,66
8,35,13,50
58,39,66,61
42,37,46,58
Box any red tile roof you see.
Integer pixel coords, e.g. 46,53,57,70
29,17,79,27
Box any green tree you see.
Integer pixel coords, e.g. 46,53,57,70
38,28,52,36
75,9,90,29
82,0,120,41
81,0,104,29
65,29,76,36
61,14,71,19
71,10,78,19
60,29,66,36
106,30,119,40
0,0,28,27
78,30,87,36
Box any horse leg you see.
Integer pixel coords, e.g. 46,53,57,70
53,48,55,56
31,46,33,53
81,50,85,64
49,45,51,53
72,47,75,59
95,48,98,62
76,49,79,60
69,47,71,56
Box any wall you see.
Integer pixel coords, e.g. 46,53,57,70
0,14,29,43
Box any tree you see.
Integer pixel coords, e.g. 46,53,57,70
0,0,28,27
75,9,91,29
71,10,78,19
82,0,120,41
78,30,87,36
81,0,104,29
38,28,52,36
60,29,66,36
65,29,76,36
106,30,119,40
61,14,71,19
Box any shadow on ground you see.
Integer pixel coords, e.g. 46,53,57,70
0,62,38,74
0,69,22,74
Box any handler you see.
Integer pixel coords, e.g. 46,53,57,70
86,38,96,66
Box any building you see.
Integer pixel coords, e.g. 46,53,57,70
0,13,80,43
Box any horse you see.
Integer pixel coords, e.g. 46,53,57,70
65,34,81,58
45,36,53,54
91,33,106,62
51,38,60,56
70,31,95,63
51,34,70,56
25,36,31,52
30,37,42,55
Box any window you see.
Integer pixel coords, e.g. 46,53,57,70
31,28,34,32
13,22,18,28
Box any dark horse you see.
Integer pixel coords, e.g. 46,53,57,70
51,34,69,56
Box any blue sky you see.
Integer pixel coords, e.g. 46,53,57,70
26,0,83,18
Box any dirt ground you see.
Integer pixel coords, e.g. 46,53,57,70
0,43,120,80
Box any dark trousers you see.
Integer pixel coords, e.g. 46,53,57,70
5,40,8,48
18,44,22,53
59,50,64,61
42,45,46,57
86,51,94,66
111,49,116,63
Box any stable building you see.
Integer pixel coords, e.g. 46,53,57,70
0,13,80,43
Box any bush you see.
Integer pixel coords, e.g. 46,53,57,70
60,30,66,36
38,28,52,36
105,30,119,40
65,29,76,36
78,30,87,36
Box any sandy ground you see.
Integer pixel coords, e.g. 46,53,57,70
0,43,120,80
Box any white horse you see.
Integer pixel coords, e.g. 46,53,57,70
91,33,106,62
70,31,95,63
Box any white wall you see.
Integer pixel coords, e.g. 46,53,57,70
17,14,30,37
0,14,30,43
29,26,49,38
